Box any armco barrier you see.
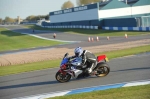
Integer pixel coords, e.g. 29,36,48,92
13,79,150,99
41,25,98,29
102,27,150,31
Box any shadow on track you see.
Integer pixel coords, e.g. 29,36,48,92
0,80,58,90
0,77,96,90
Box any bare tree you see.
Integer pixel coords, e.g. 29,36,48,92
61,0,74,10
77,0,101,6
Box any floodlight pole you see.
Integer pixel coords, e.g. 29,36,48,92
126,0,127,4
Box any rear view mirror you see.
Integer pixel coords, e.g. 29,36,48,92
63,53,69,59
64,53,69,57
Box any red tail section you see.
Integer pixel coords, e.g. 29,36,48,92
97,55,106,62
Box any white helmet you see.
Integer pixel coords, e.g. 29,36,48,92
74,47,83,57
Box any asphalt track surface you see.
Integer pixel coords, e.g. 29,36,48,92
0,25,150,99
0,54,150,99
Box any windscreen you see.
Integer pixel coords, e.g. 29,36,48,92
60,58,68,66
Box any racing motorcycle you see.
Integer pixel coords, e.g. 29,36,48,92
55,53,110,83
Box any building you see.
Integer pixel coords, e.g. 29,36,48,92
42,0,150,29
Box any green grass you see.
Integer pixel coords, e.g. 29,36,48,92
0,45,150,76
48,84,150,99
0,28,65,52
0,60,61,76
95,44,150,59
24,25,150,36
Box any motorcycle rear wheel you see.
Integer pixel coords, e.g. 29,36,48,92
55,72,71,83
95,62,110,77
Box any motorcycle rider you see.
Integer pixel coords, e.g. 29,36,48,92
69,47,97,74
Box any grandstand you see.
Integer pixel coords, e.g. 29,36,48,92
41,0,150,29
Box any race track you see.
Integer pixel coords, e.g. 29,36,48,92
0,53,150,99
0,25,150,99
1,25,150,51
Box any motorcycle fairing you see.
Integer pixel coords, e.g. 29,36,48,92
58,69,67,75
97,55,109,62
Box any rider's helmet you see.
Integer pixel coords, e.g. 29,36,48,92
74,47,83,57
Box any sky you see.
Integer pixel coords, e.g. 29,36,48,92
0,0,77,19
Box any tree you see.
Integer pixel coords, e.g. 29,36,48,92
38,15,49,20
45,14,49,20
77,0,101,6
26,15,36,21
4,17,15,23
61,1,74,10
0,18,3,24
25,14,49,22
14,18,18,23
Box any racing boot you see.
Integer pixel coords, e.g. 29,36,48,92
88,63,94,74
88,61,97,74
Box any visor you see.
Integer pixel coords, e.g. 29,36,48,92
75,53,79,57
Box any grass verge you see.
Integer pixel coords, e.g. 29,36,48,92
47,84,150,99
0,45,150,76
95,44,150,59
24,25,150,36
0,28,65,52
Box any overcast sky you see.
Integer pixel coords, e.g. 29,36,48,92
0,0,77,19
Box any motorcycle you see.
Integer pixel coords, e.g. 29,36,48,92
55,53,110,83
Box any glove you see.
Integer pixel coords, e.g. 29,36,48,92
68,57,71,60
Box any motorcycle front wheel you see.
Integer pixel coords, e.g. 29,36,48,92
55,72,71,83
95,62,110,77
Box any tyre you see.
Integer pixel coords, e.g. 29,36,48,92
55,72,71,83
95,62,110,77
